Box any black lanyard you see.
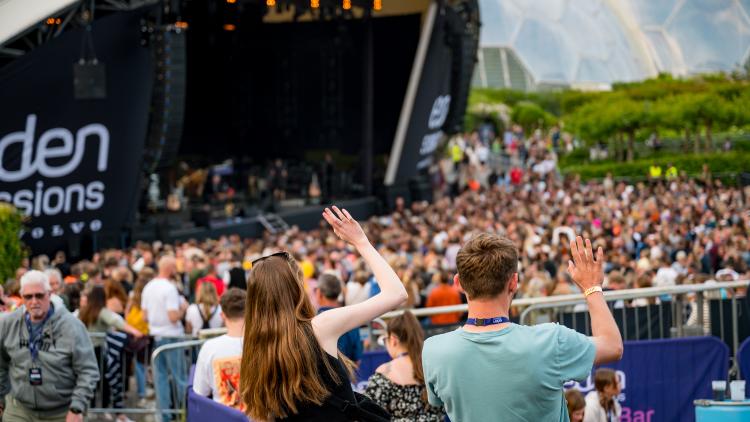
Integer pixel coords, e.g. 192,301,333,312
24,308,53,363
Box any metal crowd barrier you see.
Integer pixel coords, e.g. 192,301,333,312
84,281,748,419
151,339,207,420
372,280,749,372
86,333,201,420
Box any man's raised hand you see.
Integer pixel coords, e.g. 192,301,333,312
567,236,604,291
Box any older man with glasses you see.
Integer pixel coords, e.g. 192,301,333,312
0,270,99,422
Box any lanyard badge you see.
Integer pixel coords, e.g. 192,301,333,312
29,367,43,386
24,307,54,385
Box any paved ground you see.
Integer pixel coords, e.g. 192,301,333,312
88,376,159,422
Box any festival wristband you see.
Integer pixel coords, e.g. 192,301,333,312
584,286,603,297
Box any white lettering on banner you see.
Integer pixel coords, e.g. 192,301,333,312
70,221,85,234
0,114,109,182
420,131,443,156
417,95,449,172
0,114,111,239
428,95,451,130
21,220,103,239
51,225,63,237
417,156,433,170
0,180,106,217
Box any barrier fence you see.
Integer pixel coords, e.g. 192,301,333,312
86,280,748,420
374,280,749,361
86,333,202,421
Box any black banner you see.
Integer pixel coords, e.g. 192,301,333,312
389,5,453,185
0,9,153,255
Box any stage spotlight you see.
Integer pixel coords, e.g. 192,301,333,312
175,21,189,29
311,0,320,8
266,0,275,6
373,0,381,11
223,23,236,31
343,0,351,10
227,0,237,3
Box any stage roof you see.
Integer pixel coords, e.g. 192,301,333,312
0,0,78,47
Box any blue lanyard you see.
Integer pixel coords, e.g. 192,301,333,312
24,308,54,363
465,316,510,326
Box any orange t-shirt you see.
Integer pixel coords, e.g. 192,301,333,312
426,284,462,325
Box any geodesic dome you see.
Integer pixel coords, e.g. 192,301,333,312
474,0,750,90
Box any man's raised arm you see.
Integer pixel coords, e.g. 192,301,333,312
568,236,623,364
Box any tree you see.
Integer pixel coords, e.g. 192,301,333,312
679,92,737,152
655,95,699,153
0,203,25,284
511,101,557,134
607,96,646,162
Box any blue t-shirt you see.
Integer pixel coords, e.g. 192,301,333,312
317,307,363,362
423,323,595,422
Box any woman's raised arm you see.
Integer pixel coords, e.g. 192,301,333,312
313,206,408,355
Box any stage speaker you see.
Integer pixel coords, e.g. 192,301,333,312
143,25,187,173
442,0,479,134
73,61,107,99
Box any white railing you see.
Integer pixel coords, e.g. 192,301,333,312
379,280,748,319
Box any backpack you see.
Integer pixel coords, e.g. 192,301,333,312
198,305,219,330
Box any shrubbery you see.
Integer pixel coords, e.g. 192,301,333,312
562,151,749,181
0,203,25,284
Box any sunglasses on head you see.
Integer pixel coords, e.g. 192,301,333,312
22,293,47,301
251,251,292,266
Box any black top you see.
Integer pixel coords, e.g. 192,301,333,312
278,352,355,421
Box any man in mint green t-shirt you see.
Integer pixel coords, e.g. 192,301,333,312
423,234,623,422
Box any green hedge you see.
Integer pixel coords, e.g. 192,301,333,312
561,151,750,181
0,203,25,284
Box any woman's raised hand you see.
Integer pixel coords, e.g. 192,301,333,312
322,206,369,248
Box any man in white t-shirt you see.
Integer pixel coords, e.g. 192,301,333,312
193,288,245,411
142,256,188,422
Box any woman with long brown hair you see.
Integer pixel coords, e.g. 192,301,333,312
365,311,445,421
105,278,129,315
240,206,408,421
80,285,144,341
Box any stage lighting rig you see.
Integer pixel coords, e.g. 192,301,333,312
261,0,376,19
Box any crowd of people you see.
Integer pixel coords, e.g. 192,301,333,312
430,125,563,199
0,132,748,420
